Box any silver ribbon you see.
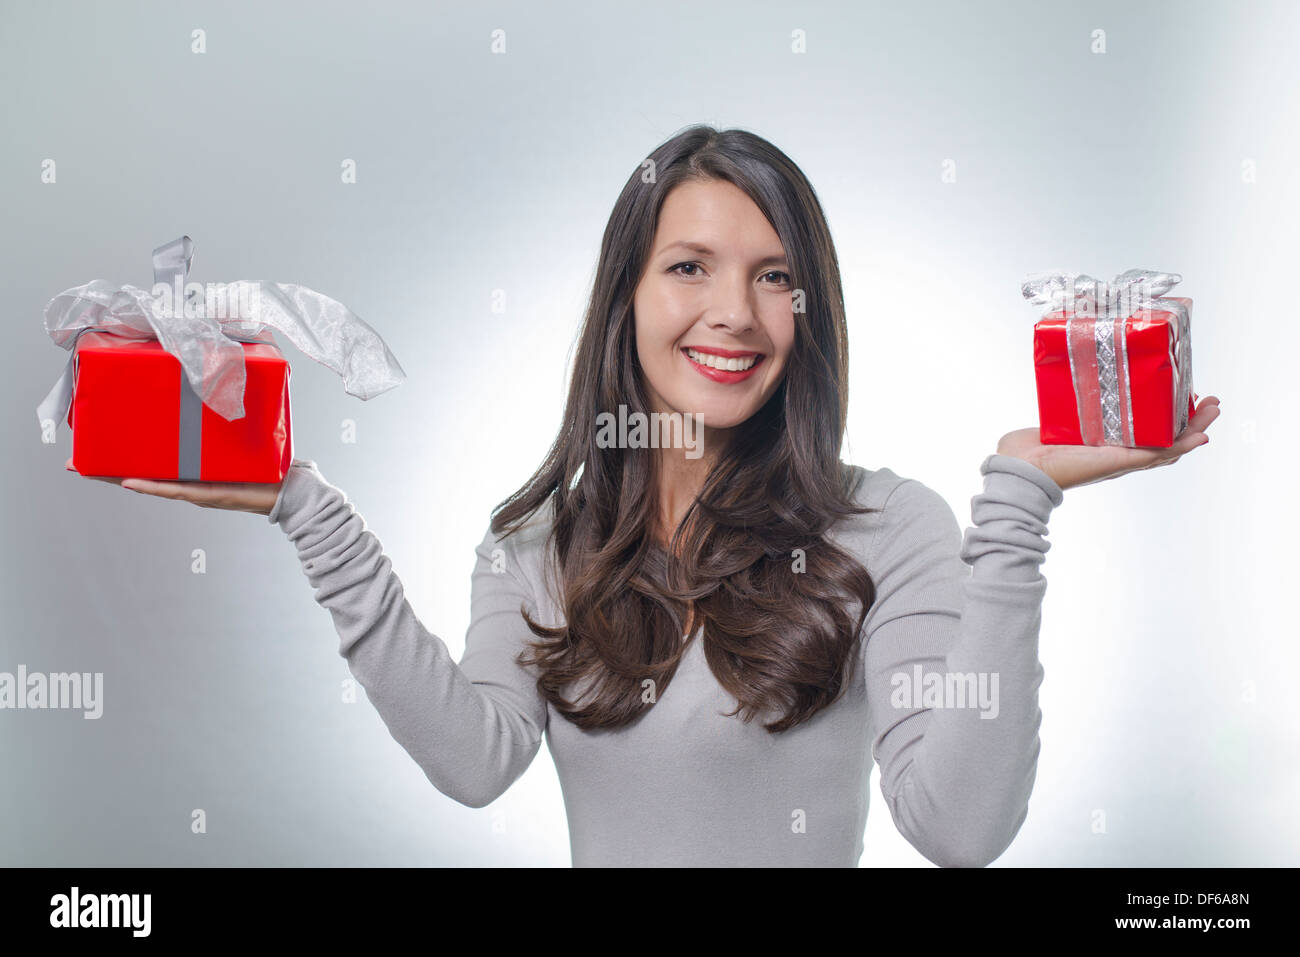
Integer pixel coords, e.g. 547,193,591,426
37,237,406,479
1022,268,1193,446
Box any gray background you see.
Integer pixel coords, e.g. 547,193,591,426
2,0,1295,866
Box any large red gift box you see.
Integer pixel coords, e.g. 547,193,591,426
1033,297,1196,449
66,330,292,482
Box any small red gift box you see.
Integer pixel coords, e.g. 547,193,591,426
66,330,292,482
40,236,405,479
1026,270,1195,448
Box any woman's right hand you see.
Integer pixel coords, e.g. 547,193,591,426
66,456,290,516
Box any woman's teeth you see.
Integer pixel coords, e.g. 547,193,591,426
686,349,758,371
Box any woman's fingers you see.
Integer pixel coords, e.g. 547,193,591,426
120,479,237,511
124,477,278,514
65,457,126,487
1188,395,1221,428
67,456,214,501
66,457,279,514
1174,395,1221,449
1139,395,1219,467
120,478,196,500
1105,395,1220,474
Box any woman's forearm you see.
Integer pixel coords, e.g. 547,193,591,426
864,454,1063,866
268,460,548,808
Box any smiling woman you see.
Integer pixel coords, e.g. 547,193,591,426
496,141,879,738
88,124,1219,868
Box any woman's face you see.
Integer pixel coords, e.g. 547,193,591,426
633,178,795,439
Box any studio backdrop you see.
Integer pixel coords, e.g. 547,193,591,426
1,0,1295,866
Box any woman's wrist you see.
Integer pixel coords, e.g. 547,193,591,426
981,453,1066,509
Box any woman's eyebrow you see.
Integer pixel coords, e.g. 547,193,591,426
655,240,788,268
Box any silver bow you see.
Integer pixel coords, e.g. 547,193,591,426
37,236,406,434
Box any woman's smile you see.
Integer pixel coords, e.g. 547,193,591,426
681,346,766,383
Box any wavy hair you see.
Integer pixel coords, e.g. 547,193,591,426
490,124,880,733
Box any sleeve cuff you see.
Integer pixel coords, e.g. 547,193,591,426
267,458,320,526
980,453,1064,512
963,454,1060,581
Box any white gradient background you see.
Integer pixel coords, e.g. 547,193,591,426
1,0,1295,867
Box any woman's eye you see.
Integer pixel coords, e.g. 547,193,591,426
670,263,790,285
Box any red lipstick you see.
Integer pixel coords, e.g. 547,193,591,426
681,347,765,384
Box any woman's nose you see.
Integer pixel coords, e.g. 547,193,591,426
705,279,756,333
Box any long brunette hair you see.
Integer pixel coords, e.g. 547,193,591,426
491,125,879,733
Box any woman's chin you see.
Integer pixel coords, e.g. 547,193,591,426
675,400,757,433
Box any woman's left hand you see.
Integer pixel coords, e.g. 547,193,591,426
996,395,1221,492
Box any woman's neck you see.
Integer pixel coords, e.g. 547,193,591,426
652,429,728,550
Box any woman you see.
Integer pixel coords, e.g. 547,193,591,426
76,125,1220,866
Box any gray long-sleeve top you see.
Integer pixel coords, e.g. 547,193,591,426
267,453,1064,867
